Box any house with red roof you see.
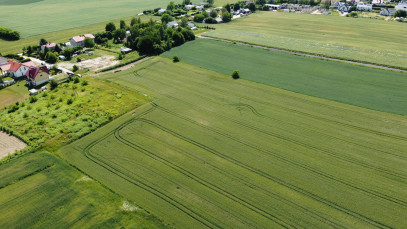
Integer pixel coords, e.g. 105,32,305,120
69,34,95,47
41,43,57,52
25,66,50,86
5,60,30,78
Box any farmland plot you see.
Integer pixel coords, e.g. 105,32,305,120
61,57,407,228
205,12,407,69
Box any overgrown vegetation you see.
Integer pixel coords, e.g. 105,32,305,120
0,27,20,41
0,77,147,150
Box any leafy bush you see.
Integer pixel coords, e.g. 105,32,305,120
67,98,74,105
194,14,206,22
50,79,58,90
72,65,79,72
29,96,38,103
173,56,180,62
232,70,240,79
81,80,88,86
73,77,80,84
394,10,407,18
0,27,20,40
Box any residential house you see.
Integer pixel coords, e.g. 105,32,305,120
7,61,30,78
188,22,197,30
167,21,179,28
158,8,167,14
0,57,8,66
395,2,407,11
380,7,396,15
185,4,196,10
215,17,223,23
372,0,384,5
357,3,372,11
25,66,50,86
346,0,361,3
334,2,350,12
41,43,56,52
70,34,95,47
196,5,204,10
265,4,282,10
120,47,133,54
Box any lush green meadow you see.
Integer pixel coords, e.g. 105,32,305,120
163,39,407,115
61,57,407,228
205,12,407,69
0,152,169,228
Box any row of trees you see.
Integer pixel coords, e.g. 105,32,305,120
0,27,20,41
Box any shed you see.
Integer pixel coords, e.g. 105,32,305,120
29,89,38,95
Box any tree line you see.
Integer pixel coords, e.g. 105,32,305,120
0,27,20,41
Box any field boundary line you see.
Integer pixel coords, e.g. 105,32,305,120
197,35,407,73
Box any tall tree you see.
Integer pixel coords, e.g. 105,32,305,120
105,22,116,32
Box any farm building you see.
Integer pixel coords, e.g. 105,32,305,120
70,34,95,47
357,3,373,11
25,66,50,86
41,43,56,52
167,21,179,28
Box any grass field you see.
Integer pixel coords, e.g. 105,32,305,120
163,39,407,115
205,12,407,69
0,15,156,55
0,83,29,109
61,57,407,228
0,152,169,228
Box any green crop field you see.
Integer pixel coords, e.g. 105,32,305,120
205,12,407,69
61,57,407,228
0,0,171,38
163,39,407,115
0,152,169,228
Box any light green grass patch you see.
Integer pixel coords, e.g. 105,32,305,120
61,57,407,229
205,11,407,69
0,83,29,108
0,152,169,228
163,38,407,115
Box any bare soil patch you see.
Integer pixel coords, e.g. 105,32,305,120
0,132,26,159
59,55,120,72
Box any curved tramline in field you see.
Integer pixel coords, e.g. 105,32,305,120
60,57,407,228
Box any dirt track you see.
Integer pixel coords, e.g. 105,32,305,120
0,132,26,159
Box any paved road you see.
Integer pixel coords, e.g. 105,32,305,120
19,54,73,75
198,35,407,73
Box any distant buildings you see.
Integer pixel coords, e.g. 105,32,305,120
167,21,179,28
69,34,95,47
356,3,373,11
41,43,56,52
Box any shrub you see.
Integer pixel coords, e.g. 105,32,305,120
232,70,240,79
204,17,217,24
50,79,58,90
81,80,88,86
0,27,20,40
77,58,82,62
67,98,74,105
347,12,358,18
72,65,79,72
73,77,80,84
29,96,38,103
194,14,206,22
394,10,407,18
173,55,180,62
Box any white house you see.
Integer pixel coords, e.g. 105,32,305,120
7,61,30,78
265,4,282,10
185,4,196,10
380,7,396,15
167,21,179,28
357,3,372,11
70,34,95,47
158,9,167,14
188,22,197,30
395,2,407,11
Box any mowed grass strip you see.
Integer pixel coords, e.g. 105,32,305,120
163,39,407,115
0,83,29,109
0,152,170,228
205,12,407,69
61,57,407,228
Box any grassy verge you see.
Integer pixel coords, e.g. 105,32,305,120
0,82,29,109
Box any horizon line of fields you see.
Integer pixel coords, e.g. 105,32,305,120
205,11,407,69
61,57,407,228
163,38,407,116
